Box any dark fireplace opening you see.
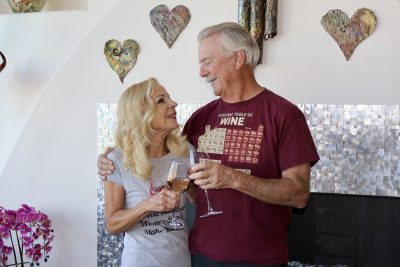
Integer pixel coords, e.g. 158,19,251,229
288,193,400,267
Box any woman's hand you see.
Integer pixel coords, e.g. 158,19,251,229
147,188,180,212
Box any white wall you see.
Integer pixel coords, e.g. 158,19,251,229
0,0,123,176
0,0,399,266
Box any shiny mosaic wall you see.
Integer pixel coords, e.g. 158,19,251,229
97,104,123,267
97,103,400,266
298,105,400,197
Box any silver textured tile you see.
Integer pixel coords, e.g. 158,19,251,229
97,103,123,267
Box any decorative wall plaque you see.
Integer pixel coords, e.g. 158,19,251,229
321,8,377,61
238,0,278,64
0,51,6,73
104,39,140,83
264,0,278,40
7,0,46,13
149,5,191,49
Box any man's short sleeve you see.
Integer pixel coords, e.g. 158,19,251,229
278,112,319,171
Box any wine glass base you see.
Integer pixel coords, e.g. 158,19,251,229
199,210,223,218
160,219,185,230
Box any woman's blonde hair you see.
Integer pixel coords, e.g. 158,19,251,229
114,77,188,180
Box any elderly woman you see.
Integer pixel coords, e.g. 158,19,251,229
104,77,191,267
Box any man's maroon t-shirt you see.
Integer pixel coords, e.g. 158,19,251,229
182,89,319,265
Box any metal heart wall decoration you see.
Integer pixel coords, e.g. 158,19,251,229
321,8,377,61
150,5,191,48
104,39,140,83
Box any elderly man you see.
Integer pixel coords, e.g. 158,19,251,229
98,22,319,267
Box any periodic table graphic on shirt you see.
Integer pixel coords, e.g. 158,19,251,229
198,125,264,165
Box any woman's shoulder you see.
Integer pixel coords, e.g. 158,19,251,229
108,148,123,163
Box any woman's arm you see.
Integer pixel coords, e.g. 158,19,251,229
104,181,180,234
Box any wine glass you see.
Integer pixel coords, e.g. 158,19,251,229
189,150,223,218
160,159,191,230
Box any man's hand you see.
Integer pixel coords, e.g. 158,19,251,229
97,147,115,180
189,161,237,190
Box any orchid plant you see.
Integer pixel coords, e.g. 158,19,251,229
0,204,54,267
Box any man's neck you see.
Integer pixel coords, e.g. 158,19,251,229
221,71,264,103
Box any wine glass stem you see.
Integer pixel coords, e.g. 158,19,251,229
204,189,214,212
171,208,177,222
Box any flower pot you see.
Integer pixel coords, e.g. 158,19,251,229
7,0,47,13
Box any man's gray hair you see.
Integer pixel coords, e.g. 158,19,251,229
198,22,260,69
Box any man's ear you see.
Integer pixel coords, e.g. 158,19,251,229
233,50,245,69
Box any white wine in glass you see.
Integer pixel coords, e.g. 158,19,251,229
160,160,190,230
189,150,223,218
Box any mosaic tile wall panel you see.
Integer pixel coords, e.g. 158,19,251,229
97,104,123,267
97,103,400,266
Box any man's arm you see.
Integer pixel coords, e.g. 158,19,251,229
232,163,310,208
190,162,311,209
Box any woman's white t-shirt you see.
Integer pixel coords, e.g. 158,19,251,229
107,150,191,267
